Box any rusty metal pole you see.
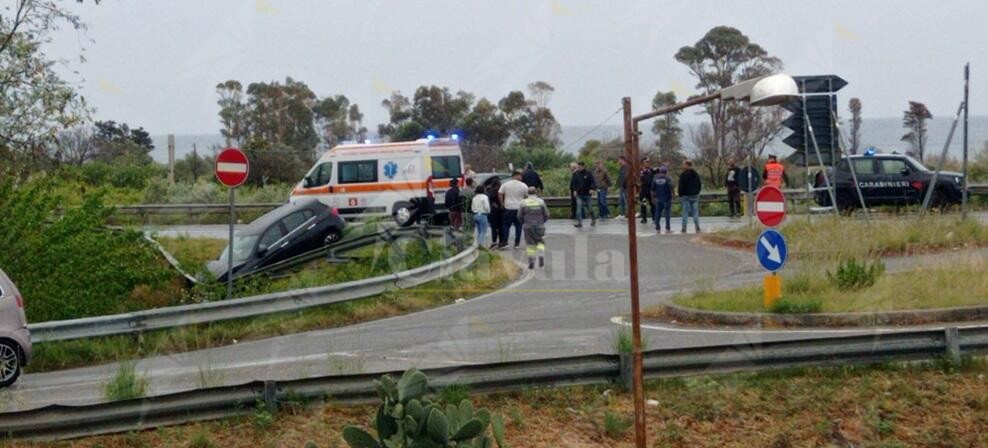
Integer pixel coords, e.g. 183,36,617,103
622,97,647,448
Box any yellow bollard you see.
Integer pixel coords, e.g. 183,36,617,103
763,273,782,309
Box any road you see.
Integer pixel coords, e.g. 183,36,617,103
2,218,984,412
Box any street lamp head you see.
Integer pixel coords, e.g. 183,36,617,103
749,74,799,106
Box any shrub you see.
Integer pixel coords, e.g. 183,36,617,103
501,145,575,172
827,258,885,291
0,177,180,321
342,368,507,448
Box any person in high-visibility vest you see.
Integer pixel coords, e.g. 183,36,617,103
517,187,550,270
762,155,790,189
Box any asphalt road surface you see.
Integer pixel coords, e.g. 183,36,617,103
2,219,983,412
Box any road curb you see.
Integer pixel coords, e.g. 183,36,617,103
659,301,988,328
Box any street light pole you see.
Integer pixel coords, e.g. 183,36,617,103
619,74,799,448
621,97,647,448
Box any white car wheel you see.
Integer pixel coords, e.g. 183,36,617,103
0,341,21,387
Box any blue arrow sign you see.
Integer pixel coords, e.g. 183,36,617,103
756,229,788,272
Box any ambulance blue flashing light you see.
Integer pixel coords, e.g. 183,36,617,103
864,147,877,157
451,133,460,141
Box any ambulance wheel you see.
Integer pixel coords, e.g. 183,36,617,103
393,202,416,227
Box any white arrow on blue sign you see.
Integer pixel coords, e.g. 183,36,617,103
756,229,788,272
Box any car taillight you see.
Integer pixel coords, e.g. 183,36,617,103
15,295,23,309
331,207,340,217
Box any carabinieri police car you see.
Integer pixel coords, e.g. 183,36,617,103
813,151,964,210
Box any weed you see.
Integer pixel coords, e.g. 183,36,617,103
439,383,471,405
252,399,276,431
103,362,149,401
827,258,885,291
602,410,633,439
188,430,216,448
509,405,526,428
612,325,647,354
196,363,224,388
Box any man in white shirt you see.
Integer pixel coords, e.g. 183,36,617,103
498,170,529,249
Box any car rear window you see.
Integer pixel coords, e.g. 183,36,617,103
281,211,309,232
852,159,876,174
879,159,908,174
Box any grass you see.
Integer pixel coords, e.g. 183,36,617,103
664,256,988,314
156,236,227,275
103,362,149,401
611,326,647,354
26,250,517,373
710,215,988,260
26,359,987,447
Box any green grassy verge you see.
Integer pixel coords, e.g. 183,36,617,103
711,215,988,260
32,360,987,448
27,250,516,373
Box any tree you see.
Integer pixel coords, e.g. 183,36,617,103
91,120,154,164
848,98,863,154
244,77,319,154
901,101,932,161
651,91,686,167
216,80,248,146
674,26,782,168
526,81,561,147
0,0,92,176
312,94,352,147
51,127,97,166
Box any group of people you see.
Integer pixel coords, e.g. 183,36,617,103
448,164,549,270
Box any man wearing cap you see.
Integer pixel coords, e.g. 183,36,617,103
518,187,549,270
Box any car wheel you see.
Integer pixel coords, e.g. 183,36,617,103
929,189,951,211
0,340,22,388
393,202,416,227
324,228,343,245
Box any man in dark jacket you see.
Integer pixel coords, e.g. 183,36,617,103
677,160,702,233
638,158,655,224
443,178,462,231
521,162,544,192
570,161,597,228
486,178,503,249
725,159,741,219
651,165,674,233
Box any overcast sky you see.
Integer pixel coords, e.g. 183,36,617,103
47,0,985,135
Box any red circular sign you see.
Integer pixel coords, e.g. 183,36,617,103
215,147,249,188
755,185,787,227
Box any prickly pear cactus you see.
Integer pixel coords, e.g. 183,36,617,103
342,368,509,448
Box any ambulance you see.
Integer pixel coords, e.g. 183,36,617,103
291,137,464,226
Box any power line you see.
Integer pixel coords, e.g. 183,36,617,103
561,107,623,153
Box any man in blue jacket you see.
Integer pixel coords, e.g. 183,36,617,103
651,165,674,233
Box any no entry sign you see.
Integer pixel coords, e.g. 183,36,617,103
755,186,787,227
215,147,249,188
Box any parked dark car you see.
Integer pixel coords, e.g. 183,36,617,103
208,197,346,281
814,153,964,210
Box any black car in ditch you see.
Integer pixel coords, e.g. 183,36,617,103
813,153,964,210
208,197,346,281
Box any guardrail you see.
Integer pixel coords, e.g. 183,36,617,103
27,242,479,343
2,326,985,441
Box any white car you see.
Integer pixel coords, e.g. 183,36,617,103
0,268,31,387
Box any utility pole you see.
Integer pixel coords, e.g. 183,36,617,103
192,143,199,182
962,63,970,217
167,134,176,185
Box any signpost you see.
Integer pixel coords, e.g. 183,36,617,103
755,185,787,228
755,186,788,308
215,148,250,300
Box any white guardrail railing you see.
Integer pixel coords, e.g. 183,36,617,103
27,244,479,343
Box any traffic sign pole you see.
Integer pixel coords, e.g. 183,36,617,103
215,148,250,301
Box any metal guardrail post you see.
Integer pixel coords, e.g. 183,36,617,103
618,353,633,391
263,380,278,414
945,327,961,366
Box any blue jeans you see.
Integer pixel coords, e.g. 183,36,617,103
618,189,627,216
597,188,610,219
473,213,489,246
575,195,595,225
653,200,671,230
681,195,700,230
501,209,521,247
